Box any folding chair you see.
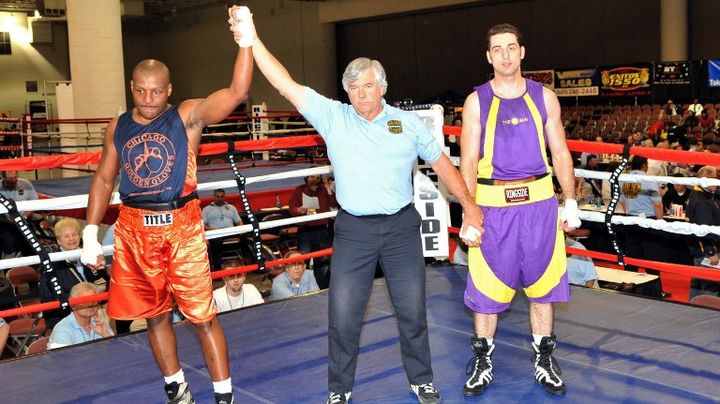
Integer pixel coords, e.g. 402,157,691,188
690,295,720,310
25,335,50,355
6,266,46,356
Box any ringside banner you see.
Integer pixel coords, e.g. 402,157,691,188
709,60,720,88
522,70,555,89
554,68,599,97
600,63,652,97
412,105,449,258
655,62,690,85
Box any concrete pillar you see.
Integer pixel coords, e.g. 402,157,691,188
660,0,687,61
64,0,126,175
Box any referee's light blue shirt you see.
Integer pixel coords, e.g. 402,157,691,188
299,87,442,216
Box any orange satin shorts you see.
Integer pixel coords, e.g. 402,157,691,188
107,199,216,323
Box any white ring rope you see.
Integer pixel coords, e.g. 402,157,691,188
0,164,334,270
0,211,338,270
0,165,332,215
574,168,720,187
578,210,720,237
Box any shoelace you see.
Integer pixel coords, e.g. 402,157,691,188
465,353,490,376
536,352,562,377
415,383,437,395
327,393,346,404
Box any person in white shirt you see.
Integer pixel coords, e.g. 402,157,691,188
688,98,703,116
202,189,243,271
213,259,264,312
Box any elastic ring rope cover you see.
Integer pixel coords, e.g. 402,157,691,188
0,193,69,309
605,143,632,266
226,140,266,273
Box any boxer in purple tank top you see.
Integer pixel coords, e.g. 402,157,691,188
458,23,581,397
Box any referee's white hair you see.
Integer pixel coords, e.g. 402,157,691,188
341,57,388,94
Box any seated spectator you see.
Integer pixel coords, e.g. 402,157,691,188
662,173,690,213
213,259,264,312
601,160,625,213
48,282,113,349
699,110,714,129
0,318,9,355
665,99,680,116
288,174,338,289
688,98,703,116
271,250,319,300
689,141,705,153
202,189,243,271
41,219,109,330
565,237,598,288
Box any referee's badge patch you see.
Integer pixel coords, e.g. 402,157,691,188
388,120,403,134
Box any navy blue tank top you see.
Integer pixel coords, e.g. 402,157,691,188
114,105,189,203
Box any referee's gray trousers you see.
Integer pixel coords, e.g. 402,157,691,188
328,204,433,393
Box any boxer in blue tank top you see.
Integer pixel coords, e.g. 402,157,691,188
80,7,255,404
459,23,580,397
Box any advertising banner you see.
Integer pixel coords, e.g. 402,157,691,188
554,68,599,97
522,69,555,89
654,62,690,85
600,64,652,97
709,60,720,88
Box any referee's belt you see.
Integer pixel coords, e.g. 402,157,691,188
123,191,198,212
475,174,554,207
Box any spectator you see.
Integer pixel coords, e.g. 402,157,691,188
665,99,680,116
40,219,109,330
270,250,319,300
699,110,714,129
583,154,603,197
48,282,114,349
575,176,593,205
687,98,703,116
202,189,242,271
662,173,690,213
601,160,625,213
288,175,337,288
213,259,264,312
685,166,720,299
689,141,705,153
565,237,598,287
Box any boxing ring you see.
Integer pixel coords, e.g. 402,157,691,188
1,114,720,403
1,267,718,403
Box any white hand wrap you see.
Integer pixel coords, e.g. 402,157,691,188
560,198,582,229
459,225,482,244
80,224,104,266
230,6,256,48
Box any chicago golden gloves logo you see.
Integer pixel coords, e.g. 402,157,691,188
122,133,176,188
387,120,403,134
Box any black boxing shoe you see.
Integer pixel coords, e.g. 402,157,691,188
165,382,195,404
532,335,566,396
463,337,495,397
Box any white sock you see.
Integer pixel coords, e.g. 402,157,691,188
486,338,494,346
532,334,549,345
213,378,232,394
164,369,185,385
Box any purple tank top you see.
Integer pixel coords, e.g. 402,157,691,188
475,79,549,180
